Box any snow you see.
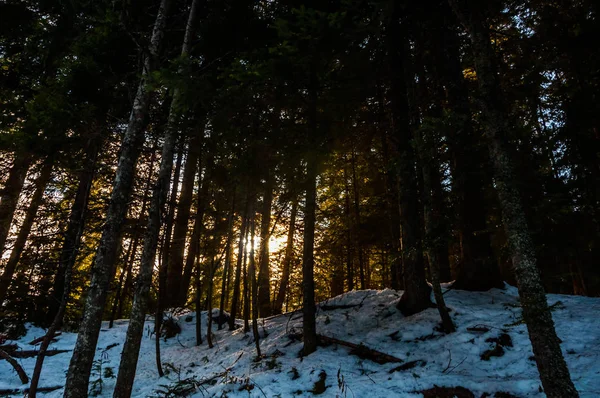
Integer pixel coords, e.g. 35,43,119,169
2,286,600,397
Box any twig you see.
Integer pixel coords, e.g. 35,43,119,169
443,349,452,373
443,356,467,374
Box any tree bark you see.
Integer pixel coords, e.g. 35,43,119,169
0,152,33,257
248,214,261,357
228,198,248,331
257,170,273,317
273,198,297,314
218,191,236,329
63,1,171,396
0,158,53,304
113,1,200,393
449,1,578,396
166,123,204,306
388,2,431,315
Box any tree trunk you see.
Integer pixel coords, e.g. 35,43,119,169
166,124,204,306
248,214,261,357
273,198,297,314
343,161,354,291
302,62,319,356
417,131,455,334
388,2,431,316
28,135,100,398
0,152,33,257
449,1,578,396
109,138,159,326
194,255,202,345
181,153,212,301
0,158,53,304
63,1,171,396
218,191,236,329
257,170,273,317
113,1,200,391
228,199,248,331
350,149,366,290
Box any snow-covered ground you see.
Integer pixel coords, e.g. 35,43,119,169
1,286,599,397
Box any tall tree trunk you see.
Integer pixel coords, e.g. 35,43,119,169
181,153,212,301
388,2,431,315
110,138,159,326
47,136,101,326
449,1,578,396
242,220,250,333
113,1,200,392
218,191,236,329
29,135,100,398
343,162,354,291
249,214,261,357
194,253,202,345
228,199,248,331
257,170,273,317
166,125,203,306
427,4,501,290
0,158,53,304
351,149,366,289
273,198,297,314
0,152,33,257
63,1,171,396
206,258,215,348
302,62,319,356
417,130,455,334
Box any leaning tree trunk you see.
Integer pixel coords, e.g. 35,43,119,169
257,169,273,318
273,198,297,314
388,2,431,315
113,1,200,393
166,124,203,306
28,139,99,398
0,158,53,304
448,1,578,396
0,152,32,257
63,1,171,396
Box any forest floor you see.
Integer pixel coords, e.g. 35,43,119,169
1,286,600,397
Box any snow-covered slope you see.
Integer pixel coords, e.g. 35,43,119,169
2,286,599,397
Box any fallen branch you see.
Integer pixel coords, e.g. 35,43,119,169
317,334,402,364
0,348,29,384
0,349,70,359
0,343,18,353
0,386,62,394
319,304,359,311
29,332,61,345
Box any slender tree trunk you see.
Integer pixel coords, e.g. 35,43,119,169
167,124,204,306
343,162,354,291
257,171,273,317
351,149,366,289
181,153,212,301
0,152,32,257
228,199,248,331
155,146,182,377
274,199,297,314
449,2,578,395
249,215,261,357
0,159,53,304
242,216,251,333
206,258,215,348
28,136,100,398
388,3,431,315
218,191,236,329
63,1,171,396
417,131,455,334
114,2,200,391
195,256,202,345
302,62,319,356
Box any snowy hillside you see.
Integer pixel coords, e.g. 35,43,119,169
1,286,599,397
